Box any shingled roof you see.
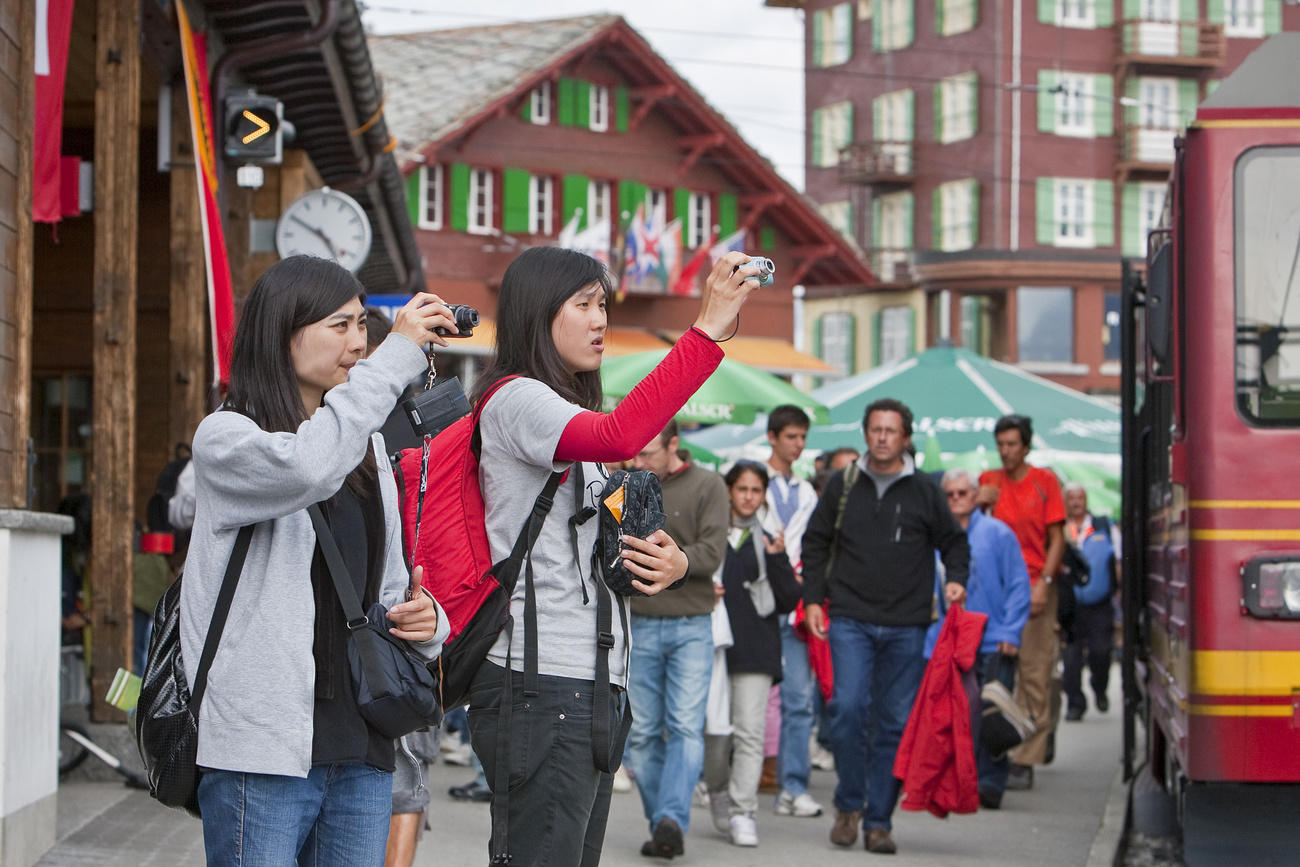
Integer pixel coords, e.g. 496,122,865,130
368,15,875,287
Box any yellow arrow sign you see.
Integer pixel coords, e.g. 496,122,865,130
241,109,271,144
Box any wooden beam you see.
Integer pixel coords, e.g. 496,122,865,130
788,244,836,286
627,84,675,132
8,0,35,507
169,83,207,446
738,192,785,233
675,133,726,181
91,0,141,722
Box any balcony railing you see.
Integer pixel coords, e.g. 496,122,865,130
838,141,914,187
1118,19,1225,66
868,248,915,285
1119,124,1179,167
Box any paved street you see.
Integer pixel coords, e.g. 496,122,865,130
41,674,1124,866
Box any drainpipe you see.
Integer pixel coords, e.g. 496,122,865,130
210,0,343,210
1009,0,1023,251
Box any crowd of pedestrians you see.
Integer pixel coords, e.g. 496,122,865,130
146,247,1117,866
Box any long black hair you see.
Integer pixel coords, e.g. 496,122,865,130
224,255,375,498
473,246,613,411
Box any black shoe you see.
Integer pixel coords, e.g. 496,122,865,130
978,788,1003,810
1065,706,1085,722
644,817,684,859
448,781,492,802
1043,729,1056,765
1095,693,1110,713
1005,763,1034,791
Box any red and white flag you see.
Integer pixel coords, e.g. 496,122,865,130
33,0,76,224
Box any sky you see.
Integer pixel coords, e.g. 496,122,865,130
359,0,809,189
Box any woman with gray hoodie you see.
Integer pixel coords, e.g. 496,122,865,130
181,256,454,865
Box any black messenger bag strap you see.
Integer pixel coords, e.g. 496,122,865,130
190,524,256,712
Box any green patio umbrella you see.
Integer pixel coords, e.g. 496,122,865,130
679,439,724,472
600,350,829,427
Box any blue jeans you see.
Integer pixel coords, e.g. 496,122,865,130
976,652,1017,796
778,620,816,796
198,763,392,866
826,618,926,831
627,613,713,832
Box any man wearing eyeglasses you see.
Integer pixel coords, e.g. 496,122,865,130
976,415,1065,790
932,468,1030,809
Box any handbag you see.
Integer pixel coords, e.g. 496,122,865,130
307,504,443,740
595,469,667,596
136,523,255,817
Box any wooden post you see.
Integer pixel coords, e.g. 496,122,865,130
169,84,208,444
90,0,141,721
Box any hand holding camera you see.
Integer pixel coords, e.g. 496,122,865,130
392,292,459,348
693,251,771,341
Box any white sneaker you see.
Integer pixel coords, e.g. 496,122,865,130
692,780,710,808
729,813,758,847
775,790,824,817
441,740,473,767
811,744,836,771
709,789,731,834
612,766,633,793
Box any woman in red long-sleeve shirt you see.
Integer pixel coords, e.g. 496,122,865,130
465,245,760,866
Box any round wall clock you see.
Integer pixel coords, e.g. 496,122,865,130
275,187,373,273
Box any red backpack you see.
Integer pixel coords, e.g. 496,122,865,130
392,377,565,709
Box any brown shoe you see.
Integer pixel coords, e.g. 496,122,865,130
757,756,780,794
830,810,861,847
865,828,897,854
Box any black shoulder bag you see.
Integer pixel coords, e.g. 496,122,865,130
136,524,255,817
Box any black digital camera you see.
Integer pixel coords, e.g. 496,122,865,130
436,304,479,338
402,376,471,438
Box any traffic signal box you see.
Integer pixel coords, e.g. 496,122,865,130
224,93,283,165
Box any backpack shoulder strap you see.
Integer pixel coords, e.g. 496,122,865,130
826,462,859,578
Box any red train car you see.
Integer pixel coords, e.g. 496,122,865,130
1121,33,1300,862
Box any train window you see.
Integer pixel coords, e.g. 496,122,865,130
1234,146,1300,426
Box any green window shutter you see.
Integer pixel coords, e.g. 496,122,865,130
1035,177,1055,245
1037,0,1057,24
1125,77,1141,127
1178,0,1196,20
1124,0,1142,20
813,9,825,66
557,78,576,126
502,169,531,234
1038,70,1058,133
1207,0,1224,23
872,0,884,51
935,0,945,35
1264,0,1282,34
811,108,825,167
760,225,776,251
903,90,915,140
615,86,630,132
1094,180,1115,248
814,315,825,361
846,102,856,147
674,188,691,224
562,174,589,229
871,97,883,141
617,180,647,224
934,81,945,142
871,310,883,366
520,93,532,122
902,192,915,248
1121,182,1141,258
905,306,916,354
968,179,980,246
932,186,944,249
968,74,980,137
846,314,858,372
575,80,592,128
838,3,855,62
449,163,470,232
1178,78,1199,128
904,0,915,47
406,170,421,227
1094,74,1114,136
871,197,883,248
970,0,979,29
1095,0,1114,27
717,193,738,239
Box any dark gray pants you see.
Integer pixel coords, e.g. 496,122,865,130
468,661,626,867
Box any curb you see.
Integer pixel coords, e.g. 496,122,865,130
1086,766,1129,867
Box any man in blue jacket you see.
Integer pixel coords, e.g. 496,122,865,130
928,468,1030,810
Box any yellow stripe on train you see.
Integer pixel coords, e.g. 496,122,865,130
1187,704,1293,717
1193,651,1300,696
1191,530,1300,541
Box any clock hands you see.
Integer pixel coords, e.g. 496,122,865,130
291,215,341,259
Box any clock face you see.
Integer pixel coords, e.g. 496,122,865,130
275,188,373,273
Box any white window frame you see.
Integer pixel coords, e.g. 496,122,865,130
1139,77,1179,129
587,180,611,228
529,175,554,235
1224,0,1265,37
589,85,610,132
941,0,977,35
530,81,552,126
417,164,443,230
467,168,494,236
1056,73,1094,137
879,0,911,50
820,312,854,375
645,188,667,224
820,101,854,167
880,306,913,365
857,0,873,19
939,73,976,143
1136,181,1165,257
687,192,712,249
1140,0,1175,22
1055,179,1094,248
818,200,854,242
938,180,974,252
1058,0,1095,28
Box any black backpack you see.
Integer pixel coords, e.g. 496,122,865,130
145,444,192,548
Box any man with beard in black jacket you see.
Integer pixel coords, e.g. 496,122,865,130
802,398,969,856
